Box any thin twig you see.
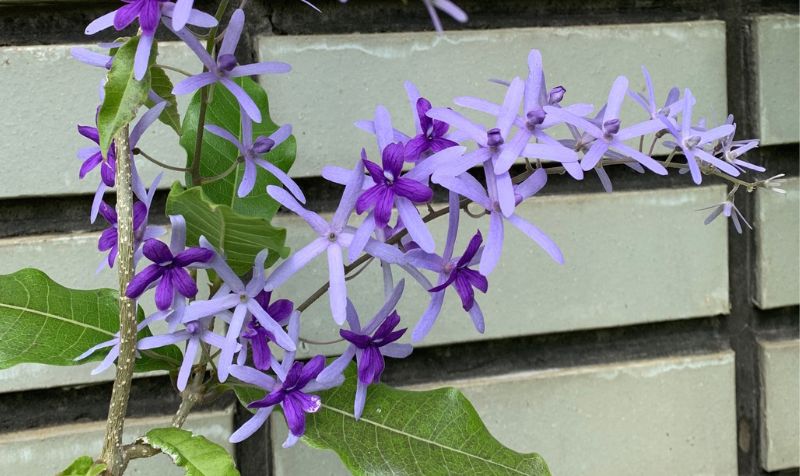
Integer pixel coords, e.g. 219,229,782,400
199,159,242,185
152,64,192,77
133,148,190,172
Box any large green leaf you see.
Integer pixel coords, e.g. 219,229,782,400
144,427,239,476
147,66,181,134
165,183,289,275
179,76,296,221
97,35,153,154
0,268,180,372
58,456,106,476
301,368,551,476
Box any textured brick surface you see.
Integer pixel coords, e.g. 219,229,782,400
754,177,800,309
754,15,800,145
271,352,737,476
0,42,195,199
759,339,800,471
275,185,730,357
257,21,727,177
0,185,729,368
0,409,234,475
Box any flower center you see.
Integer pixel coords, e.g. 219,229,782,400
685,135,701,149
217,54,238,73
383,170,395,184
185,321,202,335
526,108,546,130
602,119,620,138
252,137,275,154
327,232,337,242
486,128,504,148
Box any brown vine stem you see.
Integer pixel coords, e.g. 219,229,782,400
100,125,138,476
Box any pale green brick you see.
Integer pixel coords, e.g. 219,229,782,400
759,339,800,471
755,177,800,308
0,410,234,475
274,185,730,357
754,15,800,145
0,185,729,391
270,352,737,476
0,42,197,199
257,21,727,177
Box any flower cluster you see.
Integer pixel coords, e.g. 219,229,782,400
74,0,776,451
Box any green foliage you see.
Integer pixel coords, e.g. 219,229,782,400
58,456,106,476
0,268,180,372
179,77,296,221
165,183,289,275
97,35,153,155
144,427,239,476
301,367,552,476
147,66,181,134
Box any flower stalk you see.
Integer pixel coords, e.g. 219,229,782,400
101,126,139,476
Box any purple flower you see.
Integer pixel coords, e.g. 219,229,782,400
357,143,434,226
404,97,458,162
628,66,682,121
544,76,668,175
138,317,228,391
125,216,214,310
183,242,296,381
317,282,412,419
716,115,763,173
229,352,342,446
79,101,168,223
700,196,752,234
96,174,165,270
205,115,303,200
402,193,486,340
239,291,294,371
452,49,585,179
435,167,562,276
264,161,404,325
97,201,147,268
170,9,290,123
84,0,217,80
74,313,161,375
659,89,739,184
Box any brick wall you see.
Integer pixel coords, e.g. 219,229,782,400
0,1,797,475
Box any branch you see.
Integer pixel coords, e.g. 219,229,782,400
100,125,138,476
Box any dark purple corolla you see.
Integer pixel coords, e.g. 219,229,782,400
97,201,147,268
238,291,294,371
428,231,487,312
403,193,488,341
317,282,412,419
357,142,434,226
229,351,343,447
124,220,214,310
84,0,216,80
404,98,458,162
171,9,290,123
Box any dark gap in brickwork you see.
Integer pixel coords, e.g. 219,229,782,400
234,405,273,475
383,316,729,387
754,305,800,337
0,375,234,434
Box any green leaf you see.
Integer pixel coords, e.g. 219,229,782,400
97,35,152,154
146,66,181,134
58,456,106,476
179,76,296,221
0,268,180,372
144,427,239,476
165,182,289,275
301,367,552,476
